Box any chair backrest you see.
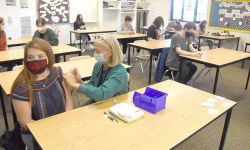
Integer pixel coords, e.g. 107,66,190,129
69,55,91,61
12,65,23,71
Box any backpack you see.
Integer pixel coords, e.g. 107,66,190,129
0,123,25,150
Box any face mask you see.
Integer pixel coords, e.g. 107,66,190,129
26,59,48,74
94,53,105,63
185,31,194,38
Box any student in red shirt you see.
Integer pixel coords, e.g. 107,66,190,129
0,17,7,51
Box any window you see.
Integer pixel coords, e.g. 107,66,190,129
171,0,208,22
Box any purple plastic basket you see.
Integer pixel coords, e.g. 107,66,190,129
133,87,168,114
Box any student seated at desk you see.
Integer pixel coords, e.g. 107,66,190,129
33,17,58,46
147,16,164,40
166,19,182,31
0,17,15,70
11,39,73,150
196,20,213,49
166,22,203,84
64,35,128,105
74,14,92,51
118,16,136,60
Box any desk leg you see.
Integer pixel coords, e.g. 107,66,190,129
218,40,222,48
148,52,153,84
236,38,240,51
0,86,9,130
213,67,220,94
70,32,72,46
245,66,250,90
79,34,82,49
128,45,131,65
242,44,248,68
178,58,183,82
219,108,233,150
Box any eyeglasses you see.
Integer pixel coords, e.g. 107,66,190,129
95,35,112,50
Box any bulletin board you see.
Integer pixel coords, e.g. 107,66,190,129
38,0,70,23
208,0,250,33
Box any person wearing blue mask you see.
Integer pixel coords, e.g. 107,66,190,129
64,34,128,105
166,22,203,84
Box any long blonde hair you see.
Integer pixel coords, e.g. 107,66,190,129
11,38,55,104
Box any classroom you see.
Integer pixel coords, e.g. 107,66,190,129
0,0,249,149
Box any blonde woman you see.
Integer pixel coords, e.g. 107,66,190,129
11,38,73,150
64,35,128,105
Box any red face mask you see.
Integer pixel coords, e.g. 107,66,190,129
26,59,48,74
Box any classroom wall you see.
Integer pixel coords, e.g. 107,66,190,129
0,0,102,45
148,0,249,51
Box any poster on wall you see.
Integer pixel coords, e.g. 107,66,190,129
38,0,69,24
6,0,16,6
20,0,28,8
208,0,250,32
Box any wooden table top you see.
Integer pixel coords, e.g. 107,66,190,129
0,44,80,63
180,48,250,67
128,39,171,50
199,35,240,40
70,28,117,34
7,37,32,46
27,80,236,150
0,57,131,95
114,33,147,40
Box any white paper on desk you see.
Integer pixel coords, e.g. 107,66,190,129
207,98,218,104
208,108,219,116
222,102,232,108
215,96,225,101
201,102,215,108
109,103,144,123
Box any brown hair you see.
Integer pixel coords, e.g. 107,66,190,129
184,22,197,30
0,17,5,38
153,16,164,28
11,38,55,104
125,16,132,22
36,17,46,26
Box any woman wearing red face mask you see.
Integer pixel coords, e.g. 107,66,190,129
11,38,73,150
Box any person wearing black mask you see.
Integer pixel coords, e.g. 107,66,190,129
147,16,164,40
166,22,203,84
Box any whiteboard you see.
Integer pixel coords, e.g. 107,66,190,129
69,0,99,23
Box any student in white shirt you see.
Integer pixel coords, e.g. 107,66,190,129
117,16,136,61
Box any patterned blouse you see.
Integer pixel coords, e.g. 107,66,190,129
12,67,66,120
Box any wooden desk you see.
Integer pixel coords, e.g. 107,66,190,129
69,28,117,49
0,57,131,130
198,35,240,50
128,40,171,83
115,33,147,57
7,37,32,47
179,48,250,94
27,80,237,150
0,44,81,65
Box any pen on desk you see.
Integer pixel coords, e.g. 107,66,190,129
104,112,114,121
108,112,119,122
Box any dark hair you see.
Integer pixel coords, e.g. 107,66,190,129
199,20,207,27
36,17,46,26
75,14,83,24
153,16,164,28
184,22,196,30
0,17,5,38
125,16,132,22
